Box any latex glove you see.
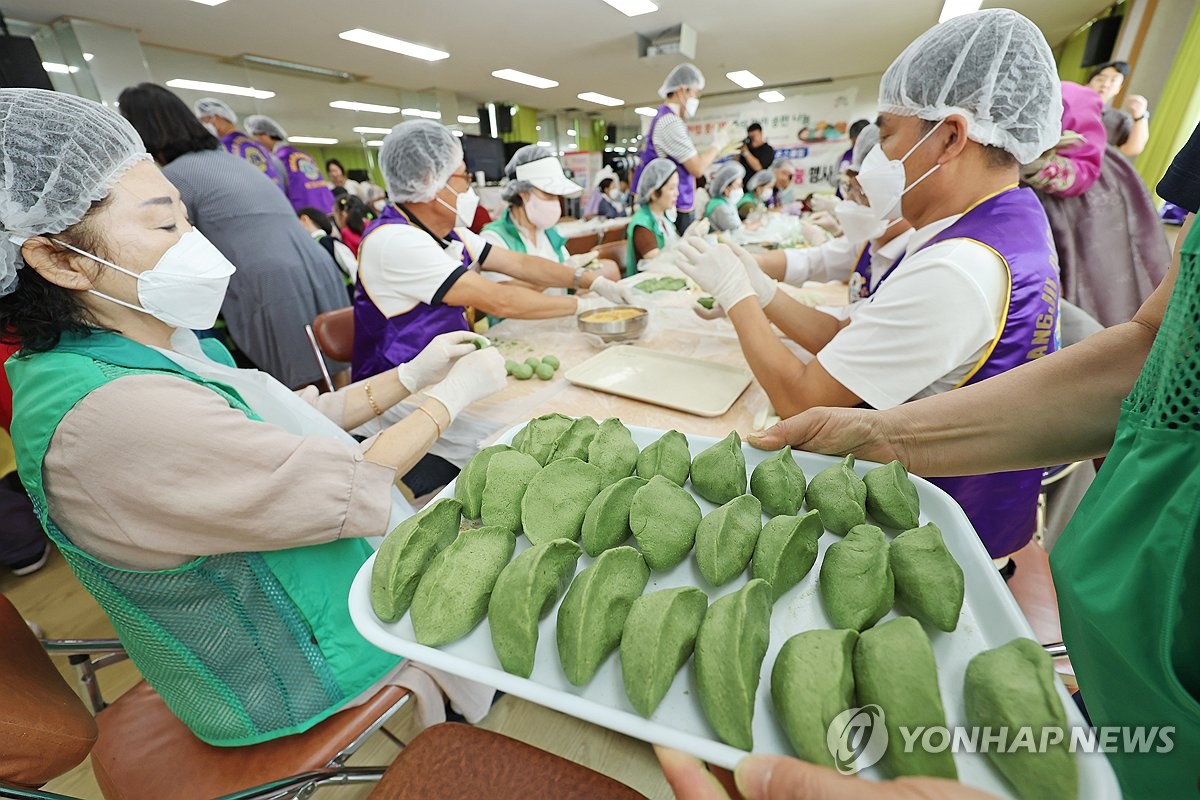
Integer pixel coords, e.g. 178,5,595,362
424,347,507,420
588,276,636,306
565,252,599,269
709,125,736,152
576,295,615,314
594,259,621,283
682,217,711,238
675,237,757,311
727,242,778,307
800,220,830,246
808,210,842,236
807,193,840,213
396,330,482,392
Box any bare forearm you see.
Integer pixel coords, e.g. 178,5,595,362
743,150,763,171
1120,119,1149,157
478,288,579,319
493,251,575,289
762,291,844,353
755,251,787,281
727,300,817,418
340,369,412,430
363,399,451,481
885,321,1154,476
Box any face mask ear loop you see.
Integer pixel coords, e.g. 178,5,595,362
900,117,946,163
49,238,140,280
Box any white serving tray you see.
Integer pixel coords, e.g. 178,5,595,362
349,424,1119,797
561,346,753,417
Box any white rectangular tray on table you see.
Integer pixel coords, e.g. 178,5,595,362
348,423,1119,798
561,346,753,417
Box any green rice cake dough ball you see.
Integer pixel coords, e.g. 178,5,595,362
511,363,534,380
547,416,599,463
694,578,772,750
521,457,604,545
535,362,555,380
542,354,561,370
629,475,702,571
588,418,640,485
690,431,748,505
620,586,708,717
805,454,867,536
555,546,650,686
890,522,964,632
480,450,542,533
864,460,921,530
750,447,807,517
964,638,1077,800
524,356,542,369
581,476,647,557
695,494,763,587
819,523,893,631
514,413,575,465
636,429,692,485
751,509,822,602
488,538,583,678
455,444,512,520
771,629,858,767
410,526,516,647
504,359,520,375
370,498,464,623
853,617,956,779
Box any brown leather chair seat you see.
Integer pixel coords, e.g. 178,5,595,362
312,307,355,364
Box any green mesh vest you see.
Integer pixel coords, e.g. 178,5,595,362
1051,219,1200,796
480,208,567,262
6,331,400,746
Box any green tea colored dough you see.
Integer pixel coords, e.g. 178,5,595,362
547,416,599,462
520,457,603,545
629,475,702,571
805,454,867,536
524,356,542,369
690,431,747,505
370,498,463,623
514,413,575,465
636,429,692,485
750,447,807,517
853,617,956,779
472,337,489,349
410,526,516,647
535,363,555,380
697,296,716,309
488,538,583,677
695,494,763,586
620,586,708,717
890,522,964,632
588,418,640,485
864,460,921,530
542,354,560,370
455,444,511,520
771,629,858,767
504,359,520,375
480,450,542,533
511,363,534,380
555,546,649,686
819,523,893,631
694,578,772,750
581,476,647,556
751,509,822,602
965,638,1077,800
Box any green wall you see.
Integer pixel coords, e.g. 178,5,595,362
305,143,384,186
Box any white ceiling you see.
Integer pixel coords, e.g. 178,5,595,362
10,0,1108,128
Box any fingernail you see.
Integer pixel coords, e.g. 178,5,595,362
734,756,772,799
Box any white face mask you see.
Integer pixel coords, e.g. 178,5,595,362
201,121,219,137
832,199,902,243
53,230,235,330
664,207,678,223
607,188,621,201
856,119,946,221
524,194,561,231
684,96,700,117
437,182,479,226
758,187,772,201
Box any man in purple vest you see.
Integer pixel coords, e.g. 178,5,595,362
193,98,287,194
676,9,1064,566
631,64,734,236
245,114,336,214
351,119,633,381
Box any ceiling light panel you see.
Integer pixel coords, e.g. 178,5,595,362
600,0,658,16
288,136,339,144
338,28,449,61
939,0,982,22
330,100,400,114
352,126,393,134
634,106,658,117
758,90,785,103
457,115,480,124
726,70,763,88
578,91,623,107
401,108,442,119
165,78,273,99
491,69,558,89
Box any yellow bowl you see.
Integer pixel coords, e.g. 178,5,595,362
577,305,649,342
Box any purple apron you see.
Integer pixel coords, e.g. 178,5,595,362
275,144,336,214
351,204,471,380
872,187,1062,557
632,104,696,213
221,131,285,191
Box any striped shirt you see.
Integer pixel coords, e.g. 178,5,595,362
654,110,698,163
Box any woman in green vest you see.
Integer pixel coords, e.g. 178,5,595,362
626,157,681,275
738,169,775,221
0,89,509,746
704,160,745,233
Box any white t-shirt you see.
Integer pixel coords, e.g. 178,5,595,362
356,223,491,318
783,230,912,288
479,223,568,293
816,216,1008,410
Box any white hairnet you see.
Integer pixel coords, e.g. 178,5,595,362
849,123,879,172
878,9,1061,164
194,97,237,124
636,158,677,202
773,158,794,173
381,119,462,203
746,170,774,191
658,63,705,99
244,114,287,140
501,144,549,202
711,161,745,197
0,89,150,297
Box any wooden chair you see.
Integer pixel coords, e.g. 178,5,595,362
594,240,627,277
564,233,599,255
306,308,355,392
601,226,627,244
0,592,646,800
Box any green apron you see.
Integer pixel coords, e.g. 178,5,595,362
1051,219,1200,797
481,208,567,262
626,204,665,277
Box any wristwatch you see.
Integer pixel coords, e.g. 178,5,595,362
1134,113,1149,122
573,266,585,290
